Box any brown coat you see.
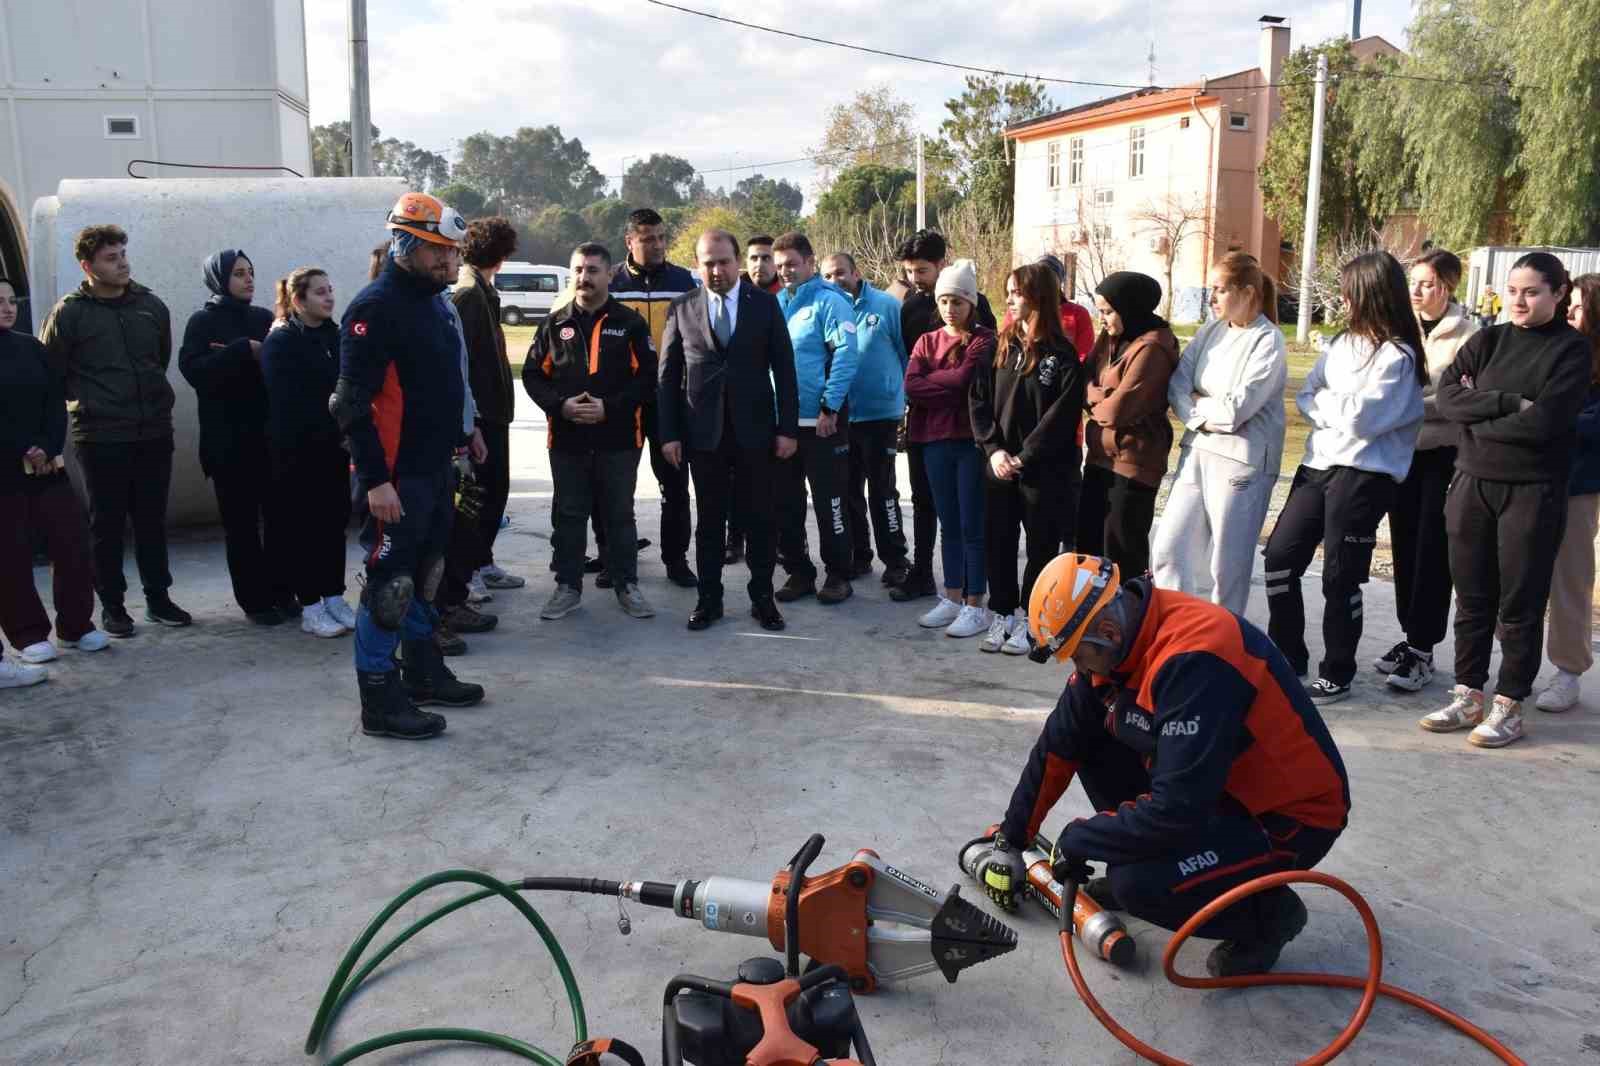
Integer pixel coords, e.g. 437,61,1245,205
1083,327,1180,487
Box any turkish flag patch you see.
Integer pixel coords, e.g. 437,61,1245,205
560,326,576,341
352,321,369,337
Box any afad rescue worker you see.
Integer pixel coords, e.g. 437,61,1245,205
977,554,1351,977
332,193,486,740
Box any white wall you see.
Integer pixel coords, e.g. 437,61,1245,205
30,177,406,525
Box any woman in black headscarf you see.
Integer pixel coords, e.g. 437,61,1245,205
1077,271,1180,576
178,249,294,624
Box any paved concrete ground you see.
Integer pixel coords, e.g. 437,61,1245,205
5,393,1600,1065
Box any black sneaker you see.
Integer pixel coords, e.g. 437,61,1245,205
246,608,284,626
583,556,605,574
881,565,911,587
1372,640,1409,675
276,599,302,619
665,560,699,588
850,557,873,579
1306,677,1351,703
888,569,936,602
818,574,853,604
775,574,816,602
102,606,136,638
145,595,193,627
1205,886,1307,977
595,568,614,590
1384,647,1435,693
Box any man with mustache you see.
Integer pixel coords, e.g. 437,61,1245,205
525,243,658,622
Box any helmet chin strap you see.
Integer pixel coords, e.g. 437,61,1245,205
1079,592,1137,669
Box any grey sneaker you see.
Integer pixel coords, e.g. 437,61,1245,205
616,583,656,619
1419,684,1484,733
1468,695,1525,748
539,584,582,620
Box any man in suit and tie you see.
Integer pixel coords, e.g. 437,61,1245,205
659,229,799,632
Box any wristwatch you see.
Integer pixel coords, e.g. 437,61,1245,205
818,402,836,416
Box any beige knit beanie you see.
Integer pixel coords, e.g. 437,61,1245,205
934,258,978,305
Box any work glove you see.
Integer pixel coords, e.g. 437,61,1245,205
977,834,1029,912
1051,826,1093,888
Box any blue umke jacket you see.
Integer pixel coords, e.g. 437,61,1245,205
1570,385,1600,497
778,274,859,424
845,281,908,423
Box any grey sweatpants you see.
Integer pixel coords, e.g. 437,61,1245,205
1150,446,1276,615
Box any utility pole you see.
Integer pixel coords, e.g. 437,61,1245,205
348,0,373,177
1295,53,1328,344
1347,0,1363,40
915,133,926,230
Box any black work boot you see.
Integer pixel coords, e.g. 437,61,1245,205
402,638,485,707
1205,886,1308,977
775,574,816,602
888,568,937,602
359,670,446,740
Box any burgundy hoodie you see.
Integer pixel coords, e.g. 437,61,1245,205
904,326,997,443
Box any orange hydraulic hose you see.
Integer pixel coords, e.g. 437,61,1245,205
1058,870,1527,1065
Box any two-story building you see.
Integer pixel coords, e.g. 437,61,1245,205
1006,16,1398,320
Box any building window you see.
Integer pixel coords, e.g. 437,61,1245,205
1068,137,1084,186
1093,187,1114,209
1094,224,1112,243
1129,125,1146,179
1179,116,1190,129
1047,142,1061,189
1228,112,1250,131
104,116,140,139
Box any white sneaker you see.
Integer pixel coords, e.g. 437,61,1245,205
918,597,961,628
322,596,357,630
1535,670,1581,712
540,584,582,620
1469,695,1525,748
466,571,493,604
979,613,1011,652
63,629,110,652
1001,610,1033,656
301,602,347,639
0,660,46,688
616,583,656,619
479,564,526,589
946,604,993,638
19,641,58,664
1419,684,1484,733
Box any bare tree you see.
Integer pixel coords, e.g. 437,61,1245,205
808,196,917,291
1282,225,1397,325
1131,193,1213,319
1070,190,1125,303
941,199,1014,307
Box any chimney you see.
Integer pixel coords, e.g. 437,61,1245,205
1258,15,1290,89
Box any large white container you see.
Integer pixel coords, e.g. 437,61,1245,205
29,176,406,524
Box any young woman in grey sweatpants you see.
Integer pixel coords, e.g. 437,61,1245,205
1151,253,1287,615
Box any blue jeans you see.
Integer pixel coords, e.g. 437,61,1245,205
921,439,986,597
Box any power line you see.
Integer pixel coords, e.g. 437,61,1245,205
604,136,920,183
643,0,1519,94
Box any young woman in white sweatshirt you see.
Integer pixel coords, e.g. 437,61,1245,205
1151,252,1287,613
1262,251,1426,702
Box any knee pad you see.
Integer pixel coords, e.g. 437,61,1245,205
418,555,446,603
362,574,415,630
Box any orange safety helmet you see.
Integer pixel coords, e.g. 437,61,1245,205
385,192,468,247
1028,553,1121,662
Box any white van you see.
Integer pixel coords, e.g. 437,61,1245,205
494,262,570,325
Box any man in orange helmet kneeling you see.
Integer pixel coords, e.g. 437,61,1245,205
976,554,1351,976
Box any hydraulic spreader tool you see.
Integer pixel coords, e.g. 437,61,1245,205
304,834,1018,1066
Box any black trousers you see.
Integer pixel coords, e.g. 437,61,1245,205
552,448,641,589
1053,676,1342,941
1263,465,1396,685
985,471,1078,617
908,440,937,576
1075,464,1158,577
74,436,175,606
1387,446,1455,652
597,405,691,565
212,441,296,614
273,441,351,606
1446,473,1567,700
777,426,853,582
688,433,777,604
847,419,909,569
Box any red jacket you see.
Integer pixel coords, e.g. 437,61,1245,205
904,326,996,443
999,301,1096,363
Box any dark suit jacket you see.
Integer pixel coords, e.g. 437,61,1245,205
658,281,798,452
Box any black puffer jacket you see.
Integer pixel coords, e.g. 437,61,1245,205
178,276,274,477
261,315,343,457
0,327,67,494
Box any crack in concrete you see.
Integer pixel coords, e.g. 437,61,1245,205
233,800,264,848
1,926,67,1021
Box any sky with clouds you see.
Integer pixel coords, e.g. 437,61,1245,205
305,0,1415,208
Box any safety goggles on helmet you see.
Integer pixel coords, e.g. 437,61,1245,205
385,192,468,248
1030,554,1120,662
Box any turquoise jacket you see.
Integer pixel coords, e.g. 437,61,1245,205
844,281,908,423
779,275,859,424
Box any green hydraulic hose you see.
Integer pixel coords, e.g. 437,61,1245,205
304,869,587,1064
